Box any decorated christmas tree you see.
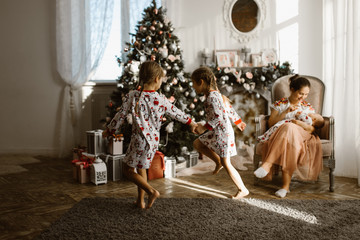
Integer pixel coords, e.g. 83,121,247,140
105,0,202,157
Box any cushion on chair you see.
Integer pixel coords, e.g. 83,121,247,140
320,139,332,157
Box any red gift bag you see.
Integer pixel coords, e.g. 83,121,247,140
147,151,165,180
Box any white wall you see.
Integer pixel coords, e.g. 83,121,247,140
166,0,323,78
0,0,62,156
0,0,322,156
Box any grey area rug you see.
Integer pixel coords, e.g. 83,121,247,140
37,197,360,240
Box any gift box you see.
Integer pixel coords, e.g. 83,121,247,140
147,151,165,180
72,153,94,183
78,163,91,184
108,134,124,155
100,154,126,181
91,158,107,185
184,151,199,168
164,157,176,178
86,130,105,155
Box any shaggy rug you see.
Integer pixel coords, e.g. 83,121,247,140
37,198,360,240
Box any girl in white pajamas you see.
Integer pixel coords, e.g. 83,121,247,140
104,61,197,209
191,67,249,199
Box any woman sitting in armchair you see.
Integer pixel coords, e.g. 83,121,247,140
254,75,324,198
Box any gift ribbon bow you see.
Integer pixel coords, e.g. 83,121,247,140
112,134,123,142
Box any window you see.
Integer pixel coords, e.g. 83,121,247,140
276,0,299,72
91,0,161,82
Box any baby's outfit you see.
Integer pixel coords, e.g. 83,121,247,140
257,98,314,142
199,91,242,157
108,90,191,169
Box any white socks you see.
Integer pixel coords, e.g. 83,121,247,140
254,167,269,178
275,189,290,198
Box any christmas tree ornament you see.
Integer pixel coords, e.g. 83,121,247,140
189,103,195,109
199,110,204,116
153,8,158,14
151,55,156,61
124,47,129,52
150,26,155,31
140,55,147,63
193,98,198,103
156,40,161,45
159,30,163,35
178,85,184,92
172,78,178,85
168,55,176,62
190,91,196,98
164,84,170,92
185,91,189,97
260,76,266,81
169,43,177,52
158,22,163,28
146,36,152,42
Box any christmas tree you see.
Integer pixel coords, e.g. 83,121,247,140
105,0,202,158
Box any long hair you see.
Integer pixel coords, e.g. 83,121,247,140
289,74,311,91
135,61,164,114
191,66,230,105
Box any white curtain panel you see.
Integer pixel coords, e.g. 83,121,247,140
56,0,114,157
323,0,360,185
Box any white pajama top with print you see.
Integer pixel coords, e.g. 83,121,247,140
257,98,315,142
108,90,191,169
199,91,243,158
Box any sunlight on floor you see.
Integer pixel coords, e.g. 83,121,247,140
169,178,231,198
240,198,318,225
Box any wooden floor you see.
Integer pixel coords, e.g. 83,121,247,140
1,155,359,240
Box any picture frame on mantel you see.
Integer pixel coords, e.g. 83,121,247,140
216,50,239,68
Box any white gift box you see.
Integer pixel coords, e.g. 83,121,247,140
90,158,107,185
86,130,105,155
184,151,199,168
108,136,124,155
164,157,176,178
100,154,126,181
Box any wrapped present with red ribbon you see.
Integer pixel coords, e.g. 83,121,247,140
71,153,94,183
108,134,124,155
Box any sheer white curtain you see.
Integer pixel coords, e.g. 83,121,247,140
56,0,114,157
323,0,360,185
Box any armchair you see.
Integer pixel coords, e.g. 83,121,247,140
253,75,335,192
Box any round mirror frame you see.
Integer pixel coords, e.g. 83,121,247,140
223,0,266,43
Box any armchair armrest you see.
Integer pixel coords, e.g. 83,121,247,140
315,116,334,141
254,115,270,138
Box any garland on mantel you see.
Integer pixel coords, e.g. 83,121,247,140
210,61,294,97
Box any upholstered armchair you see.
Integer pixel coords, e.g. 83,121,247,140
253,75,335,191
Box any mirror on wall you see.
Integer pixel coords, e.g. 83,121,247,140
223,0,266,43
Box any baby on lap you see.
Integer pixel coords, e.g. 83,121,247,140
258,111,324,142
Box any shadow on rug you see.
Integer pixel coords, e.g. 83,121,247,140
37,197,360,240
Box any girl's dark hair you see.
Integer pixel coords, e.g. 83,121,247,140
135,61,164,114
289,74,311,91
191,66,219,93
137,61,164,89
191,66,231,105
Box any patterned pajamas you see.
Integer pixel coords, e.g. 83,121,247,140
108,90,191,169
199,91,242,158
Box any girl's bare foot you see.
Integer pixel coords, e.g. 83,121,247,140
133,200,145,209
213,164,223,175
232,189,249,199
146,190,160,209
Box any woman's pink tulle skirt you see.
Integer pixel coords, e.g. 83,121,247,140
261,123,323,181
